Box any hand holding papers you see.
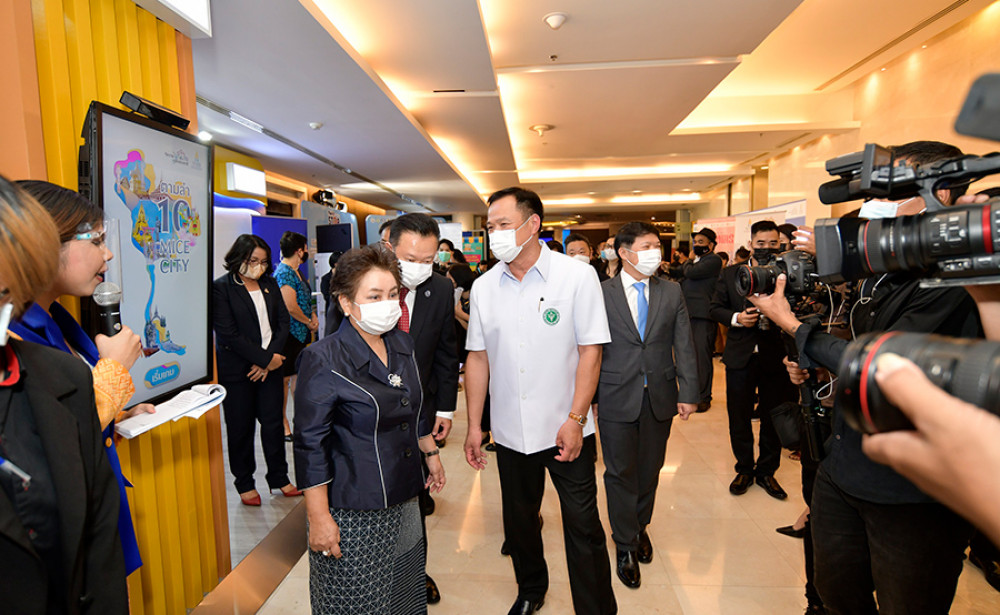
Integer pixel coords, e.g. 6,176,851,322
115,384,226,438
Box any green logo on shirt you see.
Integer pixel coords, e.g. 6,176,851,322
543,307,560,325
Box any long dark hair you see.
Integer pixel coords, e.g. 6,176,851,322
223,234,273,276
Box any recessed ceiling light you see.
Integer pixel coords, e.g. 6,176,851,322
197,131,213,142
530,124,554,136
881,67,887,72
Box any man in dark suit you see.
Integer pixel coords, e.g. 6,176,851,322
387,213,460,605
709,220,797,499
680,228,723,413
598,222,698,589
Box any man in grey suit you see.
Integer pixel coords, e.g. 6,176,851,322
598,221,699,589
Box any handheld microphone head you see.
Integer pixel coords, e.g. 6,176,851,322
93,281,122,307
93,281,123,336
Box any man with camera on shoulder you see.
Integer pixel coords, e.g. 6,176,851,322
748,141,982,615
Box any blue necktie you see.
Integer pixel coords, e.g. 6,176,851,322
634,281,647,341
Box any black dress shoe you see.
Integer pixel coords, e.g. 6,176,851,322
775,525,807,539
426,575,441,604
500,540,510,556
755,475,788,500
616,549,641,588
507,596,544,614
420,490,436,516
637,530,653,564
729,473,753,495
805,603,827,614
695,401,711,413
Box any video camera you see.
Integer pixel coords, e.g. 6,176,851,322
818,74,1000,432
736,250,819,299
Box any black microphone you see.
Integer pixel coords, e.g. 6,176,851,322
93,281,123,336
818,178,860,204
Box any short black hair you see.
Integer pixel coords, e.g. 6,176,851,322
547,240,564,253
892,140,967,203
224,234,273,275
448,263,477,291
750,219,779,237
389,213,440,246
565,233,591,249
328,250,344,268
279,231,307,258
379,219,393,234
438,238,455,251
614,221,660,254
778,223,797,241
735,247,751,260
717,251,730,262
694,227,717,244
487,187,544,223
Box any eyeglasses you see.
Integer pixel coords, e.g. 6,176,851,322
246,257,270,267
73,230,107,248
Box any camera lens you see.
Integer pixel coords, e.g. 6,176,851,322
736,264,780,297
838,332,1000,433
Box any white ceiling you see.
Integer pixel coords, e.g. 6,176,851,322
190,0,990,217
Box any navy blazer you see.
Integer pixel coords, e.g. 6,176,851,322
293,321,428,510
407,272,459,414
212,272,290,382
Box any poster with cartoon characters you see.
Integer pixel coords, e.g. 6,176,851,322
97,109,213,405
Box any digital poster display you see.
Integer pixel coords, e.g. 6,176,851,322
82,103,214,405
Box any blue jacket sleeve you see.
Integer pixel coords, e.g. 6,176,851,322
293,346,339,489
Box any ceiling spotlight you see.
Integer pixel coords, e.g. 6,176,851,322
309,122,324,130
197,131,213,142
543,12,568,30
530,124,554,137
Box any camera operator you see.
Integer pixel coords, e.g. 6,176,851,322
749,141,982,614
710,220,798,499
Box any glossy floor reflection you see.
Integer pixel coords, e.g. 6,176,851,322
257,359,1000,614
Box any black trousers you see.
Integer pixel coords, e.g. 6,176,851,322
801,442,821,607
690,318,717,404
221,375,289,493
724,353,795,476
598,390,672,552
811,468,972,615
495,436,617,615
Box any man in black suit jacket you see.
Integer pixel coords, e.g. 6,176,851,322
388,213,460,605
709,220,797,500
598,222,699,589
680,228,723,412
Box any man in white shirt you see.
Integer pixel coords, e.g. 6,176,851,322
464,187,617,615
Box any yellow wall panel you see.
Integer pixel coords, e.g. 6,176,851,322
28,2,226,613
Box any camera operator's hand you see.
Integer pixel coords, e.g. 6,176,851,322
792,226,816,255
783,357,808,386
746,274,801,334
862,352,1000,547
735,308,760,327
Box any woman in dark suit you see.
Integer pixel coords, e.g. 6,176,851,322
0,175,127,614
213,234,301,506
294,245,445,614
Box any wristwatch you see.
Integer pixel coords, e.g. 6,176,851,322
568,412,588,427
423,448,440,458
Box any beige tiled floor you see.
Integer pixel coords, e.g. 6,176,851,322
258,359,1000,614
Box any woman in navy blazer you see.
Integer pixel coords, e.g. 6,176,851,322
294,245,445,614
212,234,301,506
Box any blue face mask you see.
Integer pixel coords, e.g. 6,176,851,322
859,197,915,220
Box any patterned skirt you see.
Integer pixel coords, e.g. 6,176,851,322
309,497,425,614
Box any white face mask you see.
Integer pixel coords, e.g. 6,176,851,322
489,217,532,263
352,299,402,335
571,254,591,264
240,262,265,280
0,302,13,347
399,260,433,290
859,197,915,220
602,248,618,261
627,248,662,277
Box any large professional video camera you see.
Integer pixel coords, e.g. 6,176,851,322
819,74,1000,432
814,74,1000,288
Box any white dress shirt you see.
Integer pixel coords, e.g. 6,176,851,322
248,289,272,349
619,269,650,333
467,244,611,454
